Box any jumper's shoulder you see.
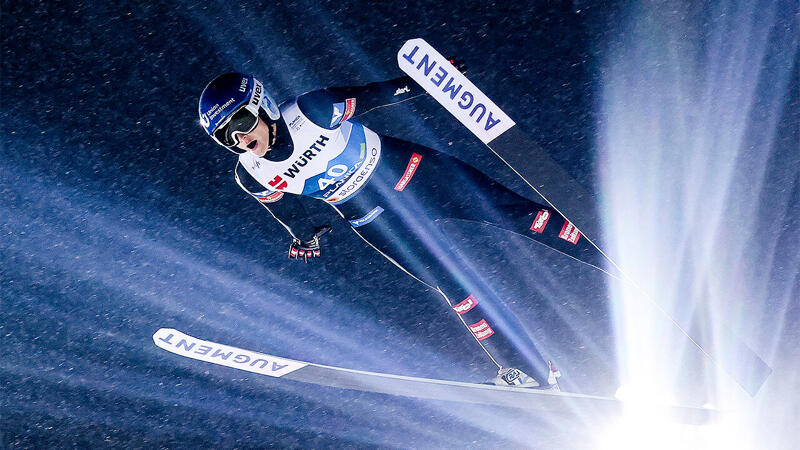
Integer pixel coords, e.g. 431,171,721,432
295,90,344,129
235,161,286,204
235,157,271,192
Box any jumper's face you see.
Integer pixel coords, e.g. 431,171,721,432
234,118,276,157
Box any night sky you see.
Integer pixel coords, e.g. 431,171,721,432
2,0,798,448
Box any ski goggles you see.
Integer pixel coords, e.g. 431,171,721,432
212,105,260,147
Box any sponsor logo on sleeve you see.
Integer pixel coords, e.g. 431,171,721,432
468,319,495,341
342,98,356,121
530,209,551,233
452,295,478,314
255,191,284,203
349,206,384,228
558,221,581,244
330,102,344,127
393,86,410,96
394,153,422,191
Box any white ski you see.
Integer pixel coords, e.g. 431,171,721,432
153,328,715,424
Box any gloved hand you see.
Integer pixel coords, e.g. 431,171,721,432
447,56,467,74
288,225,331,262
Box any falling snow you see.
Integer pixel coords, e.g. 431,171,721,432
2,0,798,448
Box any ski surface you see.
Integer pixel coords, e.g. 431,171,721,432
396,38,772,396
153,328,715,424
396,38,601,241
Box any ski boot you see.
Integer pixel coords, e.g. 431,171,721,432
488,367,541,388
487,362,562,391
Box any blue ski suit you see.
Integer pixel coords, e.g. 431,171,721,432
235,76,600,385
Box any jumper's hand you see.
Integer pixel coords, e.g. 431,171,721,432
288,225,331,263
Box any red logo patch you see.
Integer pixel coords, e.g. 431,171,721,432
342,98,356,121
268,175,287,190
394,153,422,191
559,221,581,244
452,295,478,314
468,319,495,341
530,209,551,233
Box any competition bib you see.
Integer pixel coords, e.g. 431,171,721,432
239,100,381,204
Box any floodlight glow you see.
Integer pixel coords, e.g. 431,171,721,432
597,0,798,448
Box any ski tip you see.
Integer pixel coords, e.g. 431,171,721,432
397,38,428,64
401,37,424,46
152,328,178,345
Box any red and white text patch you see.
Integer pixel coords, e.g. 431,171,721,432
468,319,495,341
530,209,551,233
559,221,581,244
452,295,479,314
394,153,422,191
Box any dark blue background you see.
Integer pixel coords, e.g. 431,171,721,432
2,0,797,448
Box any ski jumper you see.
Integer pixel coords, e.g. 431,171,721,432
235,76,600,385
